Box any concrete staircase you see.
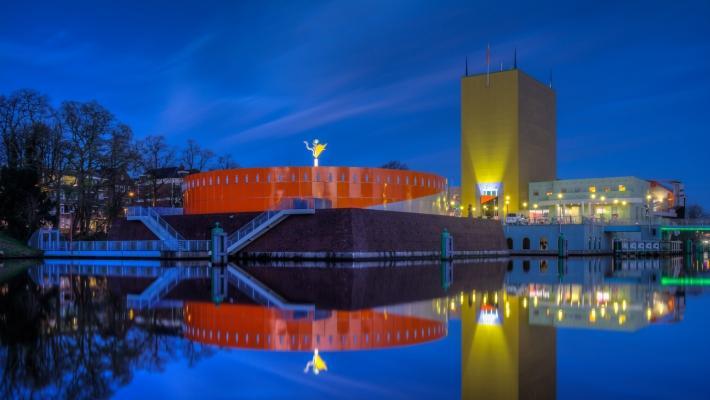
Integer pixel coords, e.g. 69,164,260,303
225,208,314,254
127,207,185,250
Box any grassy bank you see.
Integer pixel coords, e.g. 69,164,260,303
0,232,42,258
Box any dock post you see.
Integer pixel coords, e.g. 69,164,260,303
557,233,568,258
211,223,228,265
440,229,454,260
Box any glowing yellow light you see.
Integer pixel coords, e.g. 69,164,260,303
460,205,465,211
523,297,528,309
450,300,456,311
557,309,564,321
533,203,538,209
600,196,606,202
646,194,652,200
613,199,619,204
613,302,619,314
590,193,596,199
129,309,134,320
472,291,476,302
505,195,510,200
460,293,464,305
646,307,652,321
505,301,510,318
600,307,606,317
622,200,627,206
557,193,563,199
522,202,528,208
494,206,499,211
589,309,597,323
483,294,488,303
534,297,539,307
622,299,627,311
494,293,498,303
618,315,626,325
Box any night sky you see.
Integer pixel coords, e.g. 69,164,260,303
2,1,709,204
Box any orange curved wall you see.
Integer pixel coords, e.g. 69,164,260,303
183,302,446,351
182,166,447,214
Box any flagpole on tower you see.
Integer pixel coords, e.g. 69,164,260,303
486,43,491,87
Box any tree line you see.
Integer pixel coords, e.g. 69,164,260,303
0,89,235,240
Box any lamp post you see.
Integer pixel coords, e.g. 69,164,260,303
557,193,564,223
600,196,606,222
590,193,596,221
505,195,510,219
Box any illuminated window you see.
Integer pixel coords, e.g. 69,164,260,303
618,184,626,192
225,176,228,184
604,187,611,192
245,175,249,183
235,175,238,184
546,191,553,197
589,186,596,193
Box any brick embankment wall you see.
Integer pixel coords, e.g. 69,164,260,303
108,208,507,258
241,259,507,309
242,208,507,255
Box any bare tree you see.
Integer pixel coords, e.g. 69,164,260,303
102,124,140,228
380,160,409,170
212,153,239,170
60,101,113,236
139,135,175,207
181,139,214,172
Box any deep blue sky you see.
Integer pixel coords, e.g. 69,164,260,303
1,1,709,204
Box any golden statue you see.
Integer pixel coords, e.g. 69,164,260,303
304,139,327,166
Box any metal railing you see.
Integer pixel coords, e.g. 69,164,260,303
127,206,185,241
35,238,210,253
226,265,313,311
226,198,317,246
150,207,184,216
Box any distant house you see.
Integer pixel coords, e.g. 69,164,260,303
134,166,196,208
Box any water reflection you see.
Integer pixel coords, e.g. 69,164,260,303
0,256,706,399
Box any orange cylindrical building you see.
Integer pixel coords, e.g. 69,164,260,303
182,166,447,214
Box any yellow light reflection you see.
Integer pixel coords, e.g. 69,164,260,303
557,309,564,321
523,297,528,309
589,309,596,323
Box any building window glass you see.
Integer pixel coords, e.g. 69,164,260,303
328,173,333,182
618,184,626,192
376,176,380,184
225,176,229,184
341,174,345,182
216,176,220,185
365,175,369,183
292,174,296,182
353,174,358,183
414,177,417,185
397,176,400,185
316,173,321,181
245,175,249,183
235,175,238,184
589,186,596,193
304,172,308,181
267,174,271,183
255,174,259,183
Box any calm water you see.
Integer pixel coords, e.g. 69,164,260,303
0,256,708,399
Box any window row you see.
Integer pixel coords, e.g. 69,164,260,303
184,173,445,191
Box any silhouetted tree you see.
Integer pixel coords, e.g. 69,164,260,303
380,160,408,170
139,135,175,207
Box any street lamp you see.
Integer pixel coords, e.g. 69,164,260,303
557,193,564,223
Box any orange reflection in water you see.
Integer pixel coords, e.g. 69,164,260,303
183,302,446,351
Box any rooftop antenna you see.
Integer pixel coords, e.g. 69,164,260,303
549,69,553,89
500,61,503,72
486,43,491,87
513,48,517,69
465,56,469,77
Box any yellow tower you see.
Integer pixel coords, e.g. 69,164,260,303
461,69,556,217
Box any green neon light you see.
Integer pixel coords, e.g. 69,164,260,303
659,226,710,231
661,277,710,286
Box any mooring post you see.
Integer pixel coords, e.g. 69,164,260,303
441,228,454,260
211,222,227,265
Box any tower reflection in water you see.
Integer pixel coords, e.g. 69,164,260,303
446,256,686,400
